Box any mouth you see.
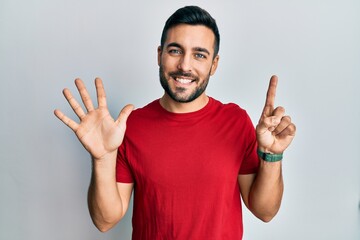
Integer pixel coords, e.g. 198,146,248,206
174,77,195,85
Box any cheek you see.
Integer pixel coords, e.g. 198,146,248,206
161,54,178,66
197,64,213,77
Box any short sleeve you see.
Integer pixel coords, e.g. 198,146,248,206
239,113,259,174
116,142,134,183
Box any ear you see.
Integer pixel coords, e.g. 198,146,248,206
157,46,162,66
210,55,220,76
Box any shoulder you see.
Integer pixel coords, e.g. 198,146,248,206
209,97,254,130
129,99,160,118
125,99,165,129
210,97,248,118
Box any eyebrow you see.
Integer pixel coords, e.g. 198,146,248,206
193,47,210,56
166,42,211,56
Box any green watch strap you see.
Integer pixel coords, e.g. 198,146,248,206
257,149,283,162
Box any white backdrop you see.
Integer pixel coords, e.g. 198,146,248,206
1,0,359,239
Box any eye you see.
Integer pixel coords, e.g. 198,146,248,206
195,53,206,59
168,49,182,55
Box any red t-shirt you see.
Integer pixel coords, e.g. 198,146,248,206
116,97,259,239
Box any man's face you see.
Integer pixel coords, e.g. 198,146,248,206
158,24,219,103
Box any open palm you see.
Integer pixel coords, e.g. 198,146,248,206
54,78,133,160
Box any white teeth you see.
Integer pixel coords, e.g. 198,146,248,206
176,78,192,84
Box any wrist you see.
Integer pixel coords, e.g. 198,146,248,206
257,149,283,162
92,150,117,161
92,151,117,167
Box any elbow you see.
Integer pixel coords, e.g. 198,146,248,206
88,206,124,233
258,214,275,223
95,223,112,233
248,203,279,223
93,218,119,233
96,226,111,233
253,208,279,223
248,197,282,223
91,214,122,233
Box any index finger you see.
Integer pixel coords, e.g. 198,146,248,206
262,75,278,116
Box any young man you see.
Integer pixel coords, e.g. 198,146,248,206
54,6,296,239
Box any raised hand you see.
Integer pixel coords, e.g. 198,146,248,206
256,75,296,154
54,78,134,160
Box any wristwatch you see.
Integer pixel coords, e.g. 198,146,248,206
257,149,283,162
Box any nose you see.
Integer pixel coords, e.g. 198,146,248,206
177,54,192,72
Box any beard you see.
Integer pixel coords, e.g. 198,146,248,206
159,66,210,103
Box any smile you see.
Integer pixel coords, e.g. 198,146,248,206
174,77,195,85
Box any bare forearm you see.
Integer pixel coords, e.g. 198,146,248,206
87,151,123,232
248,159,283,222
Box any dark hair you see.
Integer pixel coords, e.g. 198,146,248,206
160,6,220,57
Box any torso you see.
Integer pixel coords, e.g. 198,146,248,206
116,97,259,239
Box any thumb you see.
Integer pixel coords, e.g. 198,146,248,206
256,116,280,134
115,104,135,129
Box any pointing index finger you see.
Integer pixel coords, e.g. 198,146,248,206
263,75,278,116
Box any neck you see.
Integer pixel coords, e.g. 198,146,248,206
159,93,209,113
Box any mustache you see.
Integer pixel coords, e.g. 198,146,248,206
169,71,197,79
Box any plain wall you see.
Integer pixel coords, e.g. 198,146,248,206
0,0,359,239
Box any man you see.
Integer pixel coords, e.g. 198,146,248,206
54,6,296,239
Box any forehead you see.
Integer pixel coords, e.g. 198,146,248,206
165,24,215,53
